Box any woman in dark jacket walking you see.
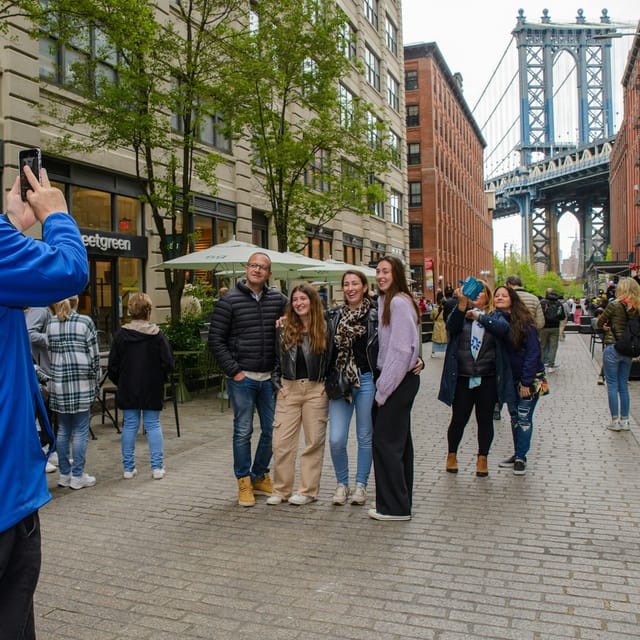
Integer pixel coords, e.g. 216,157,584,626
108,293,174,479
494,286,545,475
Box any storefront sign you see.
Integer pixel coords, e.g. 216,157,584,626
80,229,148,258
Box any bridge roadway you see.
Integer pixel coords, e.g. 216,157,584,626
35,333,640,639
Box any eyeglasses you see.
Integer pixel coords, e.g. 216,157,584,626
247,262,270,272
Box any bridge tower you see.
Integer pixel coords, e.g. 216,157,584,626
511,8,616,271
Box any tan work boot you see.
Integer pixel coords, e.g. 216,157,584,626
476,455,488,477
252,473,272,496
446,452,458,474
238,476,256,506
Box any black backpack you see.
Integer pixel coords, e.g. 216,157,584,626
614,307,640,358
542,299,565,324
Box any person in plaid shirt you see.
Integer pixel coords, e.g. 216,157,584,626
47,296,101,490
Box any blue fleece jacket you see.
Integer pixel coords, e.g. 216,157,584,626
0,213,88,533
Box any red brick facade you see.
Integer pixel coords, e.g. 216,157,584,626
404,43,493,302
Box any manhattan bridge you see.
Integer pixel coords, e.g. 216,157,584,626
474,7,635,279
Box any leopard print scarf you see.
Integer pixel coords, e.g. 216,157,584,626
334,297,372,389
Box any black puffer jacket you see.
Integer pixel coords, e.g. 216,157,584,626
209,280,287,377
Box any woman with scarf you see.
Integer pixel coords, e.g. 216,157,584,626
438,279,514,477
325,270,378,506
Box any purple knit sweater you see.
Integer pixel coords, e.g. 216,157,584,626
375,294,419,405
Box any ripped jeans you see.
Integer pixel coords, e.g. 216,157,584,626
507,391,539,461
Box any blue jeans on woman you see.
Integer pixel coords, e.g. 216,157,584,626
603,344,632,419
328,371,375,486
507,391,539,461
121,409,164,472
56,410,91,478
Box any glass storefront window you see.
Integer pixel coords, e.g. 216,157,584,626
72,186,111,230
116,195,141,235
217,219,234,244
119,258,143,326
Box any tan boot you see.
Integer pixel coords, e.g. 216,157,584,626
476,455,488,477
252,473,272,496
446,452,458,474
238,476,255,506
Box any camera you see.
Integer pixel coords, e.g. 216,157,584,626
19,148,42,201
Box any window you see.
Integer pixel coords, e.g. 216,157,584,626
409,224,423,248
389,190,402,225
364,0,378,30
364,46,380,91
339,20,357,61
387,73,399,111
339,84,355,128
405,70,418,91
408,181,422,207
199,112,232,152
249,2,259,33
368,175,384,218
304,149,331,192
385,15,397,56
343,242,363,265
367,111,382,149
406,104,419,127
388,130,401,166
410,265,424,293
407,142,421,165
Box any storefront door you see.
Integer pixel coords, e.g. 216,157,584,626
78,258,118,349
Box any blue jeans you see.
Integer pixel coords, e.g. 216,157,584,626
328,371,374,486
121,409,164,472
226,376,275,480
603,344,632,419
507,391,539,461
55,410,91,477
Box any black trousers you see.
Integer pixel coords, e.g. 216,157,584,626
0,512,41,640
372,373,420,516
447,376,497,456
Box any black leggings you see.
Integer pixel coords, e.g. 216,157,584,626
447,376,497,456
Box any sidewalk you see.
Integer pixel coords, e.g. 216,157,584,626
35,333,640,639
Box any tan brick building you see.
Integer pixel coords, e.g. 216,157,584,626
404,43,492,302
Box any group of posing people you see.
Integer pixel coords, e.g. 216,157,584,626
210,252,424,521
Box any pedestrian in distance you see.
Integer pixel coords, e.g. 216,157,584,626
494,286,545,476
438,278,514,477
325,270,378,506
108,292,175,480
48,296,101,490
268,284,328,505
209,252,287,507
539,288,566,371
369,256,422,522
0,164,88,640
505,274,544,330
430,300,447,356
597,277,640,431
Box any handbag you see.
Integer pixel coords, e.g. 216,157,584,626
324,369,351,400
532,371,549,396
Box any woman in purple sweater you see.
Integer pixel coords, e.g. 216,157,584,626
369,256,422,521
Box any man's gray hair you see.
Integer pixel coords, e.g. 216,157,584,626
506,275,522,287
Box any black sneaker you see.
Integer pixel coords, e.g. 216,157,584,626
498,455,515,468
513,459,526,475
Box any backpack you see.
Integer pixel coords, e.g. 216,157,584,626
542,298,565,324
614,308,640,358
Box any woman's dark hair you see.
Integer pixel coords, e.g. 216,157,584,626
495,285,534,349
377,255,420,326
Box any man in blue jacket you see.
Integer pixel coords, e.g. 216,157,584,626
0,165,88,639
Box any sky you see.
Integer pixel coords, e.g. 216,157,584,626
401,0,638,262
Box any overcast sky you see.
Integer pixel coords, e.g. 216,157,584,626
401,1,638,261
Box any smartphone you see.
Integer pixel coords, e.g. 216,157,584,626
19,148,42,201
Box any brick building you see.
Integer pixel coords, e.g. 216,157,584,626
404,42,492,301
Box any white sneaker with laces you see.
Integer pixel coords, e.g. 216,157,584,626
123,468,138,479
70,473,96,490
608,419,621,431
332,483,350,505
266,495,285,505
619,418,630,431
45,462,57,473
152,468,166,479
367,508,411,521
288,494,315,505
350,483,367,505
58,473,71,488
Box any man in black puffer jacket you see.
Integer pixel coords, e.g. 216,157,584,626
209,253,287,507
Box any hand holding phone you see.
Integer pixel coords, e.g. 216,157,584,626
19,148,42,201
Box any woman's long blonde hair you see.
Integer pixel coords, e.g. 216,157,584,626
615,277,640,311
54,296,78,321
282,284,327,354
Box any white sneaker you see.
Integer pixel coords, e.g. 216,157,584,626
70,473,96,490
608,419,621,431
152,468,165,480
45,462,57,473
367,508,411,521
266,495,285,505
123,468,138,479
288,494,315,505
58,473,71,487
332,483,350,505
350,483,367,505
49,451,59,466
619,418,630,431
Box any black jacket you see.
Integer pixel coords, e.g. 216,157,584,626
271,329,328,390
108,326,174,410
209,280,287,377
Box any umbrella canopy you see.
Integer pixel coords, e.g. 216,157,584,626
297,259,377,282
153,239,325,279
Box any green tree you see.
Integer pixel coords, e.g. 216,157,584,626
228,0,392,252
31,0,242,322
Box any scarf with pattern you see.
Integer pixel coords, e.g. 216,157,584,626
334,297,372,393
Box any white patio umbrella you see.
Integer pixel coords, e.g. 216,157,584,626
153,239,325,279
297,259,377,282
